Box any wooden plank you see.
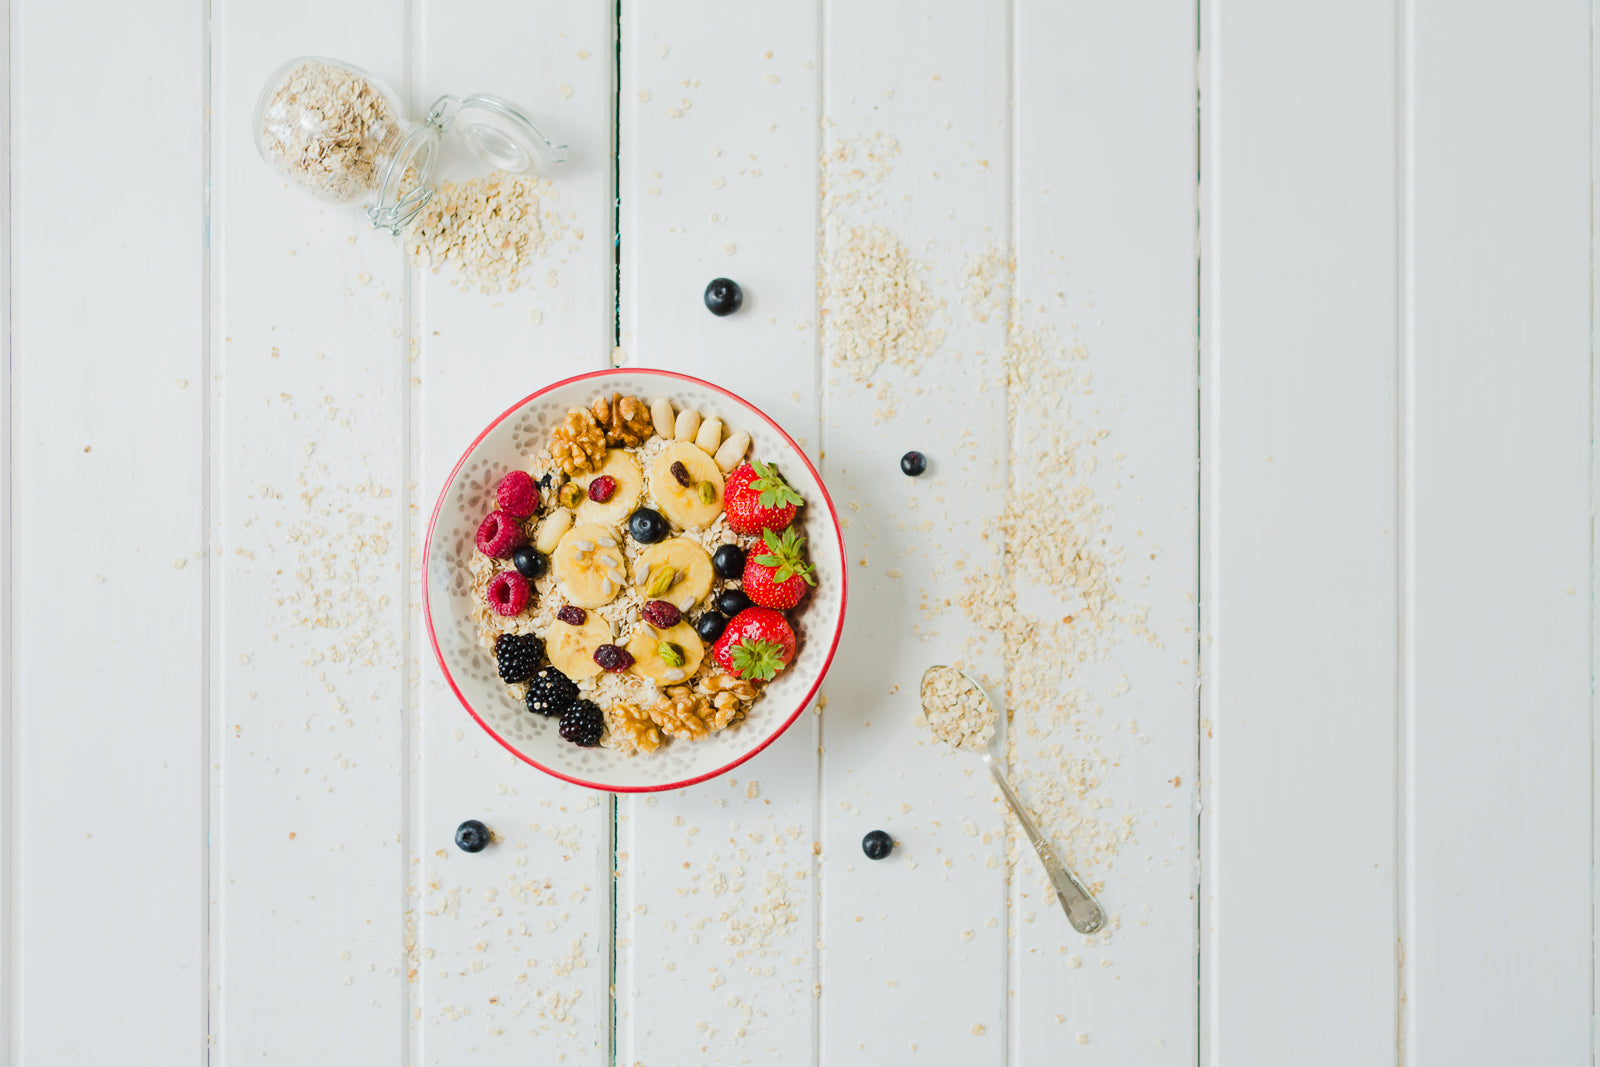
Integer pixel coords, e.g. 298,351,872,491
1404,3,1591,1061
615,4,823,1062
10,0,207,1059
812,1,1014,1061
1010,1,1199,1062
410,2,618,1063
1199,2,1400,1063
210,4,410,1062
1,0,13,1057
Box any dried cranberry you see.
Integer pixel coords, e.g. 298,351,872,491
592,643,634,672
588,475,618,503
556,605,588,626
669,460,692,487
641,600,682,629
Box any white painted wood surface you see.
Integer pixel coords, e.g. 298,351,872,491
3,2,1596,1066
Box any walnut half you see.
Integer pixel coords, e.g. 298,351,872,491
649,686,713,741
592,392,656,448
604,701,663,756
701,673,761,730
549,407,607,476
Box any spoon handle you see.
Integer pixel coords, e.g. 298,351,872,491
986,757,1105,934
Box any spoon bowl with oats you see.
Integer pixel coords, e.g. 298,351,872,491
919,665,1105,935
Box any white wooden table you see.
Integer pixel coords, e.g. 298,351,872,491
3,1,1593,1064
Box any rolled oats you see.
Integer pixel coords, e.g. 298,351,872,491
258,60,404,204
920,666,996,752
404,170,572,295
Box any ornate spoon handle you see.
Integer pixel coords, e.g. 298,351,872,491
984,754,1105,934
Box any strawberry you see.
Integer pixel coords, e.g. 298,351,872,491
723,460,804,535
712,607,796,681
742,527,816,609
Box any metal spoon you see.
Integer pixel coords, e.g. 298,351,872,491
920,665,1105,935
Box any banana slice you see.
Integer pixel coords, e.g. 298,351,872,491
626,620,705,686
647,441,725,529
574,449,643,528
545,611,612,680
552,523,627,608
632,537,715,612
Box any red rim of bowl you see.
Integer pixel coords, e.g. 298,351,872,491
422,368,849,793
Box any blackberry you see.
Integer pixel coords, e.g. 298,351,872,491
862,830,894,860
525,667,578,717
559,700,605,746
494,632,545,683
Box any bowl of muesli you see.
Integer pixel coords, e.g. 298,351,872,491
423,368,847,791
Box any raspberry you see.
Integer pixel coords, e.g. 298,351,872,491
556,605,587,626
475,510,524,558
641,600,681,629
592,643,634,672
495,470,541,517
494,632,544,683
486,571,530,616
525,666,578,716
587,475,618,503
558,700,605,746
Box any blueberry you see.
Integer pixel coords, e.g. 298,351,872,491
628,507,668,545
510,545,547,580
716,589,751,617
712,544,746,579
695,611,728,643
704,277,743,316
900,451,927,477
862,830,894,860
455,819,491,853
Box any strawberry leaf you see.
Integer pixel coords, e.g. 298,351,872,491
730,639,787,681
751,461,805,510
752,526,815,586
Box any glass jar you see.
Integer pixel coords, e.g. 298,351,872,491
253,56,567,233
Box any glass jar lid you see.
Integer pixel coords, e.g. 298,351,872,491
365,92,567,234
454,94,569,173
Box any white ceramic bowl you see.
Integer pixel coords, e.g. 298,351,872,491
423,369,847,792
